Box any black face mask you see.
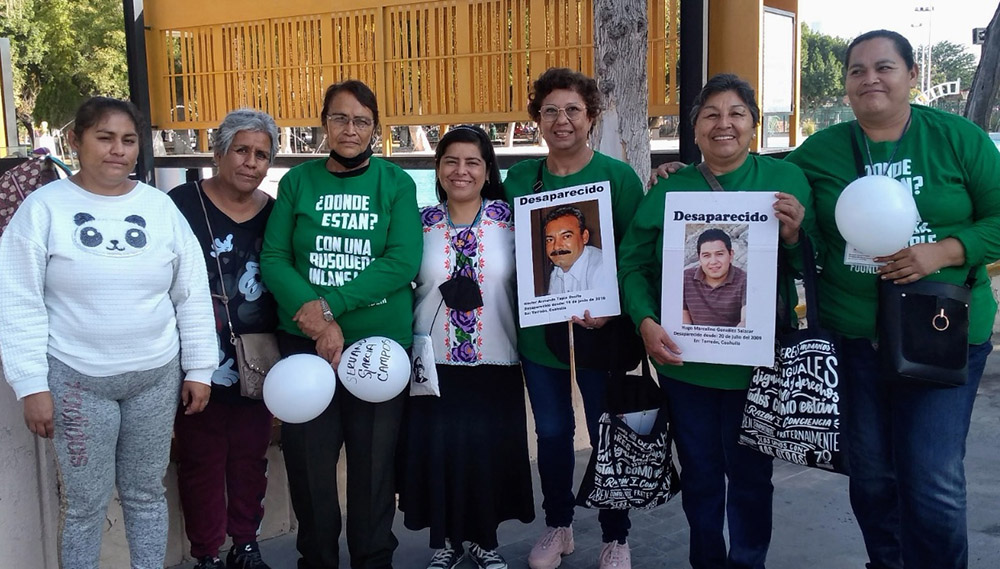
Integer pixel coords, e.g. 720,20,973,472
329,144,373,170
438,274,484,312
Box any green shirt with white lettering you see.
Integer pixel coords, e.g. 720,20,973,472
261,157,422,347
786,104,1000,344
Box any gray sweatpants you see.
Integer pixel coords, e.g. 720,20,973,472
48,354,182,569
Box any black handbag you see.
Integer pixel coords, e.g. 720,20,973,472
576,360,680,509
739,231,848,474
876,270,974,388
846,121,974,388
530,158,645,372
544,316,645,372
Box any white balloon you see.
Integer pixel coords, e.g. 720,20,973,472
263,354,336,424
337,336,411,403
835,175,918,257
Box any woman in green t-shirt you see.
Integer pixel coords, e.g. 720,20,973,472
260,80,422,569
785,30,1000,569
620,74,810,569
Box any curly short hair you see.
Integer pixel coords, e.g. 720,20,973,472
527,67,602,123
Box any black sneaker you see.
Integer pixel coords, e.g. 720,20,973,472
427,540,465,569
468,543,507,569
227,542,271,569
193,556,225,569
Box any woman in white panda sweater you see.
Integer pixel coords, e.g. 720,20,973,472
0,97,217,569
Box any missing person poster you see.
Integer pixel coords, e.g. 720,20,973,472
514,181,620,327
661,191,778,367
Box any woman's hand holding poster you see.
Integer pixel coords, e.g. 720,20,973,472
513,181,620,327
661,191,778,367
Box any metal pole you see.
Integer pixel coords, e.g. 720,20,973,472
123,0,155,185
915,6,934,93
679,0,707,164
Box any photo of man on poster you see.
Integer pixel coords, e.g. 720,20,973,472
682,227,747,327
543,205,604,294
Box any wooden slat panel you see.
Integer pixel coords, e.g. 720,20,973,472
146,0,679,130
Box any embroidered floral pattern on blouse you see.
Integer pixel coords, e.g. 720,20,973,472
483,200,512,223
421,205,446,227
445,218,484,363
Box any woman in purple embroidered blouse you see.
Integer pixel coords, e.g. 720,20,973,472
398,125,534,569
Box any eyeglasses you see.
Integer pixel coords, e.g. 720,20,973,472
325,113,374,130
539,104,587,122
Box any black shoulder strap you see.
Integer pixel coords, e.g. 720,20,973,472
849,122,866,178
532,159,546,193
696,162,725,191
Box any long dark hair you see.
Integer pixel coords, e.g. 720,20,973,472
433,125,504,203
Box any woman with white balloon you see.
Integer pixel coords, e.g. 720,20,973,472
786,29,1000,569
397,125,534,569
260,79,422,569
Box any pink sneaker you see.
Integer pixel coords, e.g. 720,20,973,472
598,541,631,569
527,526,575,569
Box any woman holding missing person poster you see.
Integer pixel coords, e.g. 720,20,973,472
503,67,644,569
785,30,1000,569
619,73,811,569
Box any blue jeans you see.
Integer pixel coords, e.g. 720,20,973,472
521,359,631,543
660,376,774,569
839,339,993,569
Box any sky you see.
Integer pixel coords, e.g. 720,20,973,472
799,0,998,55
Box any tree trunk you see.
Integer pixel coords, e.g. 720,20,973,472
964,2,1000,129
592,0,650,186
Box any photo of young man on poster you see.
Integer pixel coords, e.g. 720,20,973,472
682,226,748,327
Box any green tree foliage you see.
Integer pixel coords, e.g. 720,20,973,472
800,23,849,111
921,40,977,91
0,0,127,141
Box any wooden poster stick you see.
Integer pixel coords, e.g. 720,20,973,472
568,320,576,383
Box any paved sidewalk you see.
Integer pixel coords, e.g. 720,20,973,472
172,349,1000,569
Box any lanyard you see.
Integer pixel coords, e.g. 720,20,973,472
443,198,484,230
855,114,911,175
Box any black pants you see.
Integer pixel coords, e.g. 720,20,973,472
278,331,406,569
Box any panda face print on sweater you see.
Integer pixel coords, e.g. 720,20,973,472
72,212,149,257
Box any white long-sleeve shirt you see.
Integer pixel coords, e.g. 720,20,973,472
547,244,606,294
0,179,217,399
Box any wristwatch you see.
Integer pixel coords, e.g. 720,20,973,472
318,297,335,322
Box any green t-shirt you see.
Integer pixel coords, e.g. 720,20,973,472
786,104,1000,344
260,157,422,347
618,153,813,389
504,150,644,369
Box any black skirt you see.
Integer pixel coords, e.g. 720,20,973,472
398,363,535,549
